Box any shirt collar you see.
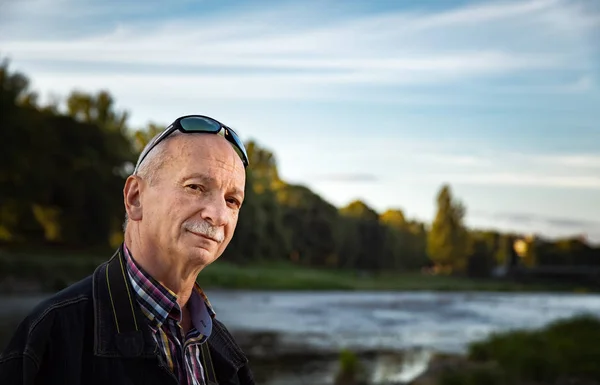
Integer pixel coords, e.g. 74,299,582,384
123,243,216,335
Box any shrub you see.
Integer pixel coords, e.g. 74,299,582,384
467,314,600,383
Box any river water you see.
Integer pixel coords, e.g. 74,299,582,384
2,290,600,384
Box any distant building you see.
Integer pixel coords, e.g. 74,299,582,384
513,238,528,258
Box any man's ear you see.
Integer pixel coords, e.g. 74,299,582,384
124,175,143,221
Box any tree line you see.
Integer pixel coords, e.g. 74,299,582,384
1,60,598,276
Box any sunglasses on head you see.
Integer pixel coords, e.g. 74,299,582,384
133,115,250,173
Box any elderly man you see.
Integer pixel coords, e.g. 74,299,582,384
0,115,255,385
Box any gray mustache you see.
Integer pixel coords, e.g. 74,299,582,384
184,220,224,243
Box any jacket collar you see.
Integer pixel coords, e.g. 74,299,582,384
92,244,155,358
91,244,248,373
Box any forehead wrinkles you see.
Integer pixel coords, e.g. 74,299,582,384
172,136,245,186
179,134,244,171
187,164,245,189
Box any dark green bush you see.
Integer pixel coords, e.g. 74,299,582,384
439,365,507,385
467,314,600,383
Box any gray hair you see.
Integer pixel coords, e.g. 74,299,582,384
122,130,185,232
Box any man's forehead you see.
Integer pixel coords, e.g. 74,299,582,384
173,134,242,164
182,172,245,193
157,134,245,186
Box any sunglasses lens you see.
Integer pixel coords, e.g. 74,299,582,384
227,131,249,165
180,116,249,166
180,116,221,133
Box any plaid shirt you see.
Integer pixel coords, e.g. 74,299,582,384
123,244,216,385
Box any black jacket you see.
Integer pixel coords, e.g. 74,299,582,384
0,246,256,385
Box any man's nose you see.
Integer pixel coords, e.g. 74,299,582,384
200,196,228,227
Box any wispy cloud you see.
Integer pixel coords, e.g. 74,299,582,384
309,173,380,183
472,210,600,228
430,173,600,189
493,75,596,94
435,151,600,171
280,136,600,190
526,154,600,169
1,0,598,102
413,154,494,167
468,210,600,244
367,149,600,189
416,149,600,168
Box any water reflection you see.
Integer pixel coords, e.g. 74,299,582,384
371,348,432,384
206,290,600,354
2,290,600,384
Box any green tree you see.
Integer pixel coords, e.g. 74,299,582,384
380,209,406,269
380,209,406,227
132,122,164,153
339,200,388,271
427,184,469,273
405,220,430,269
223,141,291,263
277,184,342,267
379,209,431,270
0,61,135,248
66,90,128,133
0,60,35,241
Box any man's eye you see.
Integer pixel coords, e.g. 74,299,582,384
226,198,241,208
187,184,203,191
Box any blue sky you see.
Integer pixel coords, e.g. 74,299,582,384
2,0,599,243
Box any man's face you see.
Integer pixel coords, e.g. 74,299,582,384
136,133,246,270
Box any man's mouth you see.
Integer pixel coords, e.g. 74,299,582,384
188,230,218,243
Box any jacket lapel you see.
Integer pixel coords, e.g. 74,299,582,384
208,319,249,384
92,245,156,358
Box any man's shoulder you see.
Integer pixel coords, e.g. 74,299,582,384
29,274,95,325
0,273,97,360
